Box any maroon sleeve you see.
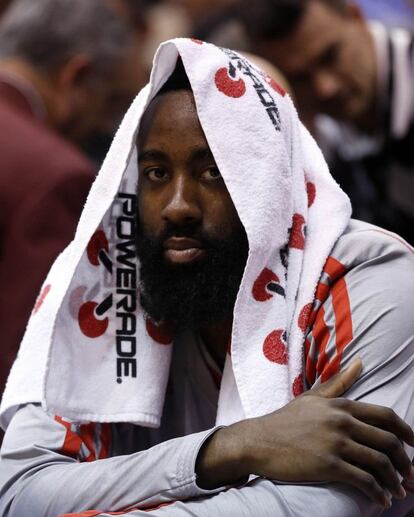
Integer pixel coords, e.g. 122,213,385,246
0,169,94,404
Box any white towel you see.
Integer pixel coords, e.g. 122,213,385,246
0,38,351,429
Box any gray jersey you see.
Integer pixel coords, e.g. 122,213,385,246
1,220,414,517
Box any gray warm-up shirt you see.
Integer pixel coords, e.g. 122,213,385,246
1,220,414,517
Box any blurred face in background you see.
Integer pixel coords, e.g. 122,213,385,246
256,0,377,127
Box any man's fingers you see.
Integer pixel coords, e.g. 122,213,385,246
350,421,414,479
345,401,414,448
310,358,362,399
341,441,406,500
335,460,391,508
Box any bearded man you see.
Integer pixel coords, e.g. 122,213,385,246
0,39,414,517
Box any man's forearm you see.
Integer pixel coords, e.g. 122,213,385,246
0,404,220,517
69,477,382,517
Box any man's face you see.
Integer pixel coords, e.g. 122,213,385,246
136,89,248,329
256,1,377,124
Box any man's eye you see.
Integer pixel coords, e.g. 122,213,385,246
201,166,222,180
145,168,168,182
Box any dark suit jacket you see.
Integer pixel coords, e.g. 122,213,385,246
0,80,96,415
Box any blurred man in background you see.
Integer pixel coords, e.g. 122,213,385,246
0,0,139,412
240,0,414,243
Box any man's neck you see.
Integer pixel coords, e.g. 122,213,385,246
199,318,233,372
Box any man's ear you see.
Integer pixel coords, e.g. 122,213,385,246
53,55,94,96
47,55,95,131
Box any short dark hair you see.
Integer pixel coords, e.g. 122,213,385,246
157,58,191,97
239,0,348,41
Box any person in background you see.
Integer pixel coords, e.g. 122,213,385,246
0,0,137,415
240,0,414,244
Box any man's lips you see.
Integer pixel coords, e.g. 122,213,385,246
163,237,206,264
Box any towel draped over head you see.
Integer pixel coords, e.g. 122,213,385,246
0,38,351,430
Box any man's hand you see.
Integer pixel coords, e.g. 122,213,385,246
196,359,414,508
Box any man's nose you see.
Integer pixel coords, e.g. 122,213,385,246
312,69,341,100
161,175,202,226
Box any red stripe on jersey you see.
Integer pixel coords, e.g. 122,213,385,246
55,417,83,459
332,277,353,354
323,256,346,280
55,418,112,462
311,306,331,378
321,277,353,382
79,423,98,462
314,281,330,305
306,256,353,385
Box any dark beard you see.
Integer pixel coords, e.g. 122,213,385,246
135,222,249,331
